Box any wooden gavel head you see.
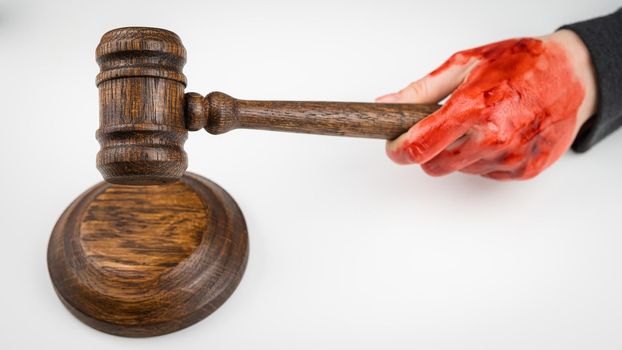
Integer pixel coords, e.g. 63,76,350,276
96,27,189,185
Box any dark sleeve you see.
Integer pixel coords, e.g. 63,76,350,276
560,9,622,152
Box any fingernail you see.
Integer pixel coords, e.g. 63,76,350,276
375,93,400,103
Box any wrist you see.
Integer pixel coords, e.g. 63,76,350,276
545,30,598,133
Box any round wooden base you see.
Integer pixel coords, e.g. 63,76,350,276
47,173,248,337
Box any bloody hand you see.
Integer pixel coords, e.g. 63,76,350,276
377,30,597,180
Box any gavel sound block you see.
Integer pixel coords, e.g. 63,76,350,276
47,27,438,337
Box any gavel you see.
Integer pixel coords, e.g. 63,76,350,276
96,27,439,185
48,26,442,337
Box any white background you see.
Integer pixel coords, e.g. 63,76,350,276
1,0,621,349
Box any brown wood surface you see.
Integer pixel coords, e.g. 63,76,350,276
80,183,205,277
186,91,440,139
95,27,189,186
96,27,439,186
47,173,249,337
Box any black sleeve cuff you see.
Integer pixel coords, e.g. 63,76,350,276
559,8,622,152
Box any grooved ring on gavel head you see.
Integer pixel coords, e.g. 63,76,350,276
95,27,190,185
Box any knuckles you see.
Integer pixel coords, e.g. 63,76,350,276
402,79,430,100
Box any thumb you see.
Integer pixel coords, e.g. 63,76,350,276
375,58,475,104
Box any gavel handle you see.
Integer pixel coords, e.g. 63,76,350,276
185,92,441,140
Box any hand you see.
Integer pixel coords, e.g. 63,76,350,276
376,30,597,180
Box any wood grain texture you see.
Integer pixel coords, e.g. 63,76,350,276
186,91,440,139
47,173,249,337
95,27,189,185
80,183,205,277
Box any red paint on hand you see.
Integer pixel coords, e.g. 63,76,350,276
387,38,584,180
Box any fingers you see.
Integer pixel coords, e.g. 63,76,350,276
482,149,554,180
375,60,473,105
460,146,532,180
386,105,480,164
419,135,484,176
482,171,522,180
380,52,482,165
448,133,558,180
460,151,525,175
